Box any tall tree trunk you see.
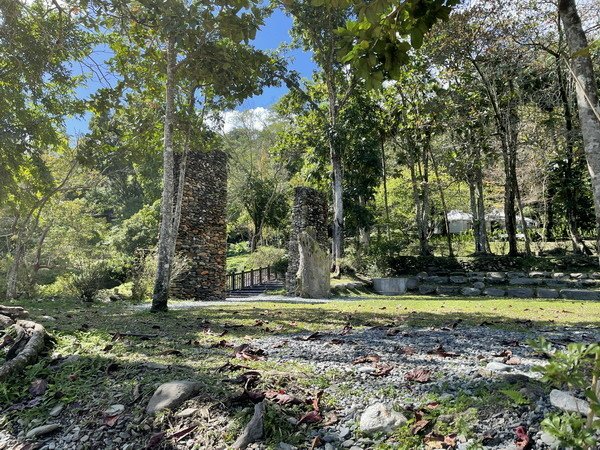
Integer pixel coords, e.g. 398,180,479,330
380,136,391,238
151,36,177,313
559,0,600,260
475,159,490,254
6,240,24,299
556,51,593,255
430,148,453,257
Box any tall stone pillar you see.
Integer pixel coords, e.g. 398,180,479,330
171,150,227,301
286,187,329,294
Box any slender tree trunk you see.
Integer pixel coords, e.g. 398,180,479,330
151,36,177,312
430,148,453,256
380,136,391,238
475,161,490,254
559,0,600,260
6,240,24,299
32,225,51,278
515,179,531,255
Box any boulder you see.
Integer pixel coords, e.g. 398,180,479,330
449,276,467,284
508,277,542,286
461,287,481,296
359,403,407,435
146,381,203,414
483,288,505,297
418,285,436,295
26,423,61,439
549,389,591,416
437,286,460,296
296,229,330,299
506,288,535,298
559,289,600,301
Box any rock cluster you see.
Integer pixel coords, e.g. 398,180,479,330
171,150,227,301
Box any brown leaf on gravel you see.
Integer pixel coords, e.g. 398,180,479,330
298,410,322,425
309,436,323,450
170,425,197,442
425,402,440,410
273,340,288,348
300,331,321,341
423,432,445,449
352,354,381,365
265,390,303,406
230,389,266,405
505,357,522,365
428,344,460,358
29,379,48,397
371,363,394,377
216,362,250,373
330,339,344,345
398,346,417,355
234,344,267,361
405,368,432,383
322,411,339,426
308,390,323,412
104,414,120,427
145,432,165,449
340,324,353,335
493,349,512,358
411,419,431,434
211,340,233,348
386,327,401,336
444,434,458,446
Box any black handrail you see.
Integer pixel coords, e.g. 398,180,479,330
226,266,274,291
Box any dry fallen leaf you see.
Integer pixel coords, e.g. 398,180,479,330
405,368,432,383
411,419,431,434
298,410,322,425
515,425,532,449
352,354,381,365
428,344,460,358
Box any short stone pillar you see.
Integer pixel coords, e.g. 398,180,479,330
286,187,329,295
171,150,227,301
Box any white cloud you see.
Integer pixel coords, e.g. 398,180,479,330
221,107,273,133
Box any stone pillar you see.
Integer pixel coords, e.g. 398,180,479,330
171,150,227,301
286,187,329,294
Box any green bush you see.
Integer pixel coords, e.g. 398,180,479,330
130,251,191,302
247,246,286,269
68,261,119,302
531,337,600,450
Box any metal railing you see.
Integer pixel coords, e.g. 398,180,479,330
226,266,274,291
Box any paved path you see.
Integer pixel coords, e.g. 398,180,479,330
132,294,373,310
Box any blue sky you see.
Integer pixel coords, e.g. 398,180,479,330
65,8,316,136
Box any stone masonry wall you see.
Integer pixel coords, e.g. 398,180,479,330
286,187,329,294
171,150,227,301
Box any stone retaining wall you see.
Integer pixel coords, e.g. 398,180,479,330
171,150,227,301
286,187,328,294
402,271,600,300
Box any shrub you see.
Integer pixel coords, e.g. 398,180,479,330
530,337,600,450
130,251,191,302
247,246,286,269
67,261,119,302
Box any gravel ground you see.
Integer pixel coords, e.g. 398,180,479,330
249,324,600,450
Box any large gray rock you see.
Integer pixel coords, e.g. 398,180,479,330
146,381,203,414
233,401,265,449
549,389,590,415
506,288,535,298
508,277,543,286
26,423,61,439
425,276,448,284
296,229,330,299
406,277,419,290
461,287,481,296
359,403,407,435
536,288,559,299
437,286,460,295
418,285,436,295
449,276,467,284
559,289,600,301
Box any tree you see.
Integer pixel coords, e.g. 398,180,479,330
94,0,279,311
558,0,600,259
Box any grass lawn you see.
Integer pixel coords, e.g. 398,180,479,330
1,295,598,449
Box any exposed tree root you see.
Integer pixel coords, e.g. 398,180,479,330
0,305,47,381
